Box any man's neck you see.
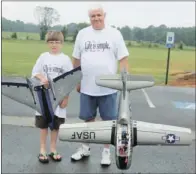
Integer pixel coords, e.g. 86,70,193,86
92,24,105,30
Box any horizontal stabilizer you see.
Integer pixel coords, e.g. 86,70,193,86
133,120,193,146
95,74,154,91
59,121,115,144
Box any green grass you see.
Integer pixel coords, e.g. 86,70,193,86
2,31,40,40
2,39,195,84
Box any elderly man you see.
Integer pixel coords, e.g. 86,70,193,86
71,4,129,166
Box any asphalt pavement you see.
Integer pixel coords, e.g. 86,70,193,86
1,85,196,173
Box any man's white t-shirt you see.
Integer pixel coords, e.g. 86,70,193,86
31,52,73,118
72,25,129,96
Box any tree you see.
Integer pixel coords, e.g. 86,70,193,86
11,32,17,39
73,29,79,42
72,23,89,42
34,6,60,40
77,22,90,30
2,17,195,47
61,25,68,41
120,26,131,40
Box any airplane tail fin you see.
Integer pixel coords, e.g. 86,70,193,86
95,73,155,91
59,121,115,144
134,121,193,146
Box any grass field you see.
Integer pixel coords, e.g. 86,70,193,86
2,39,195,84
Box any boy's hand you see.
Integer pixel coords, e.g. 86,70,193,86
59,96,69,108
40,77,49,86
76,84,80,93
35,74,49,88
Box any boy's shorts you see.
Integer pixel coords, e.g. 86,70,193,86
35,115,65,130
79,92,118,121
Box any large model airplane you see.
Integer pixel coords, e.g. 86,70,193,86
1,66,82,130
58,68,193,170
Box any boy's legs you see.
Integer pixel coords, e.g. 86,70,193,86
35,115,65,162
49,116,65,161
98,92,118,166
71,93,97,161
35,116,49,162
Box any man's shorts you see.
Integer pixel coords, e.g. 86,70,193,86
35,115,65,130
79,92,118,121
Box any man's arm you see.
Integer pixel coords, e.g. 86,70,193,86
59,56,74,108
73,57,81,93
115,30,130,73
72,31,82,92
72,57,81,68
119,56,129,72
72,30,81,68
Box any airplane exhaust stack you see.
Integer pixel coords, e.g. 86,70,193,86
59,121,115,144
134,121,193,146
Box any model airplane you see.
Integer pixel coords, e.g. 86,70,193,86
58,68,193,170
1,66,82,130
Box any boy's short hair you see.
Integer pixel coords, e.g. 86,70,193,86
46,31,64,43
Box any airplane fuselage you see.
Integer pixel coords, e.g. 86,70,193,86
115,89,133,169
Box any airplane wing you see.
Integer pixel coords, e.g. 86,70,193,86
1,66,82,114
59,120,116,144
50,66,82,110
2,76,38,111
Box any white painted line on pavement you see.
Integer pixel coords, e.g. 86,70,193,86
141,89,156,108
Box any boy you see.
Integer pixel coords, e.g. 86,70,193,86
31,31,73,163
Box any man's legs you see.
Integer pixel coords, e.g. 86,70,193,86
71,93,97,161
98,92,118,166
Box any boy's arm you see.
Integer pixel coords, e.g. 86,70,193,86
32,56,49,86
59,95,69,108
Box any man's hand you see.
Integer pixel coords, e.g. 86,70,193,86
59,96,69,108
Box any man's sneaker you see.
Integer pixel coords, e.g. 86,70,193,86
71,145,90,161
101,148,111,166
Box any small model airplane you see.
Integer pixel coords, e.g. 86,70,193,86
58,68,193,170
1,66,82,130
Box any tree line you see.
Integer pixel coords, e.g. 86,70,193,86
2,6,195,46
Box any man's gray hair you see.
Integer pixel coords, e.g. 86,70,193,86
88,4,105,16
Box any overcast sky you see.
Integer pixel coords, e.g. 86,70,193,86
2,1,195,28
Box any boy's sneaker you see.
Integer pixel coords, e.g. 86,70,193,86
101,148,111,166
71,144,90,161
